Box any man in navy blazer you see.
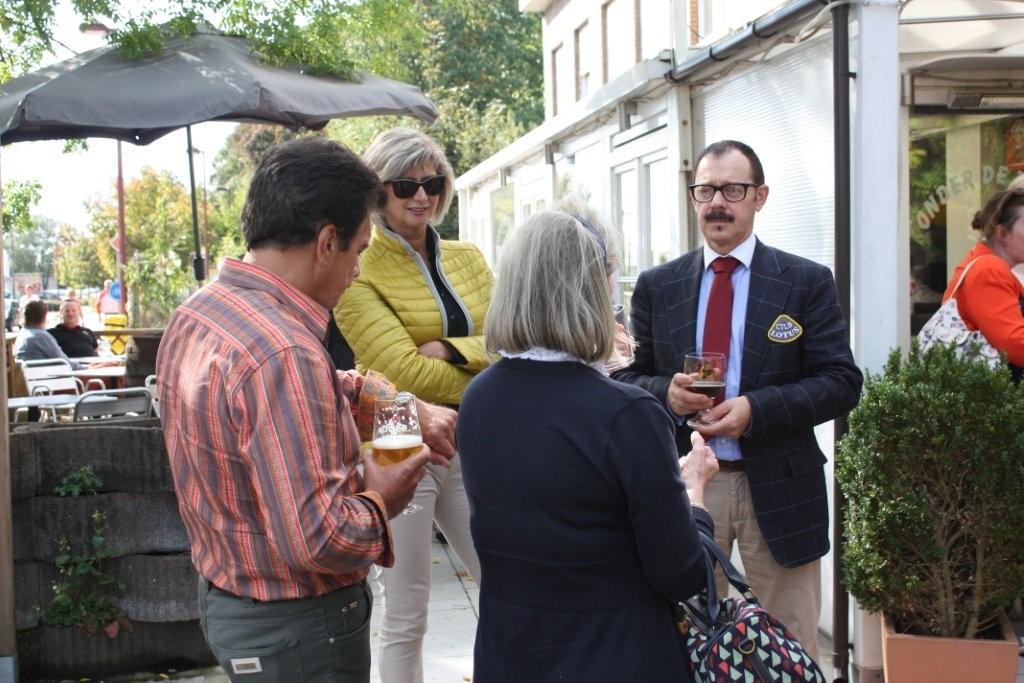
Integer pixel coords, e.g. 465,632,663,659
613,140,862,662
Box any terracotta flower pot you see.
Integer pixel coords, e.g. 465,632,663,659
881,611,1019,683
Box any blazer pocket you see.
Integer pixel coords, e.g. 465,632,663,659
786,449,827,477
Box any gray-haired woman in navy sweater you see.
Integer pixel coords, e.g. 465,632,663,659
458,199,718,682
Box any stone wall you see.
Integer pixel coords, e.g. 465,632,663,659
11,418,216,679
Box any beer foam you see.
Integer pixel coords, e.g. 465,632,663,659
372,435,423,450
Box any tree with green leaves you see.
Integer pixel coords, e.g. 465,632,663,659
0,0,429,85
2,179,42,295
211,0,543,239
54,223,108,290
12,216,59,288
83,167,195,325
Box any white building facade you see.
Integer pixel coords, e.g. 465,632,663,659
456,1,1024,680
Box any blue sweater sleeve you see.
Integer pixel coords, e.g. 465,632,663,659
607,395,710,603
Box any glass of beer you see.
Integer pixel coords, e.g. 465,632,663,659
373,392,424,514
684,352,727,430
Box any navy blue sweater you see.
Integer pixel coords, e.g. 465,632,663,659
458,358,711,682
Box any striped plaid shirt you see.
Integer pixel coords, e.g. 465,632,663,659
157,258,394,601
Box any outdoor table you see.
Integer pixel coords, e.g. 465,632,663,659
7,394,84,410
68,355,126,365
72,366,127,389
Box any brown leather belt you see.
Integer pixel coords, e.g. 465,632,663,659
717,459,746,472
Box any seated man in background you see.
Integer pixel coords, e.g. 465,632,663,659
13,300,75,364
48,299,99,358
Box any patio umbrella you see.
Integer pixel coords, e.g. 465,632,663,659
0,26,438,279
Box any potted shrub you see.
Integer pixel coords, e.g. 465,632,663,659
837,343,1024,683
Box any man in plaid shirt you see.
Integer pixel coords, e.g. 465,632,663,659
157,137,456,681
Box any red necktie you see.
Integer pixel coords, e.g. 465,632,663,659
702,256,741,402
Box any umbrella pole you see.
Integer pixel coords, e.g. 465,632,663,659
186,126,206,281
0,150,18,680
116,141,128,316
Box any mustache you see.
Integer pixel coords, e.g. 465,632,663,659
704,210,734,222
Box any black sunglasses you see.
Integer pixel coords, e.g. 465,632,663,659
387,175,446,199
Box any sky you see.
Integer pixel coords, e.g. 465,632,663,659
0,3,237,231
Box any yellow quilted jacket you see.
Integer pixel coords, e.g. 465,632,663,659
336,226,493,406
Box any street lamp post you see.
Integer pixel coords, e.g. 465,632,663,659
116,140,127,316
80,22,127,317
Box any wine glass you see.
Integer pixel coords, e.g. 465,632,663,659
373,392,424,515
683,352,727,430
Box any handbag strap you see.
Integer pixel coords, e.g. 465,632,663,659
699,532,754,596
684,532,757,626
948,257,983,298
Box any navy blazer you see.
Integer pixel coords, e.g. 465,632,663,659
613,239,862,568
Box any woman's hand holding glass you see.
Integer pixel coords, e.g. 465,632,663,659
680,431,719,508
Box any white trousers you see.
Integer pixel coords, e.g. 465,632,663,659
376,454,480,683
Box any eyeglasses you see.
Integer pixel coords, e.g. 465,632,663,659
688,183,760,203
387,175,446,199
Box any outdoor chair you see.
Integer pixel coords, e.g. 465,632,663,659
16,359,104,421
73,388,152,422
145,374,159,418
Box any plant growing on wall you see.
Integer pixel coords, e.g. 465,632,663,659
45,467,129,638
837,344,1024,638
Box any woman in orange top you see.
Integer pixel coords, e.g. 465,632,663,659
943,189,1024,374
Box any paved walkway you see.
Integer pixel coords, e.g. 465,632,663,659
87,550,1024,682
107,537,477,683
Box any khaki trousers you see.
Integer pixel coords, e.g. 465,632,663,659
703,469,822,663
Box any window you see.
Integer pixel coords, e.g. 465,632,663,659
575,22,592,101
550,44,561,116
615,153,672,313
907,114,1024,335
602,0,638,84
640,0,671,60
551,42,573,116
616,167,641,279
646,158,673,266
692,0,784,47
491,184,515,265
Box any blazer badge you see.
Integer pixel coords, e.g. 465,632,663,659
768,314,803,343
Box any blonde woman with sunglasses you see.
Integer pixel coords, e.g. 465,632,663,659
336,127,491,683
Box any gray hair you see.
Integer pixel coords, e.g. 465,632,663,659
362,127,455,224
486,209,616,363
551,194,620,276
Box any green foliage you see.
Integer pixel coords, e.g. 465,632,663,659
416,0,543,130
46,510,127,635
213,0,542,243
908,135,946,264
55,224,110,290
0,0,115,82
0,0,425,84
837,344,1024,639
1,180,54,284
11,216,59,288
54,465,103,497
83,167,197,326
2,179,41,236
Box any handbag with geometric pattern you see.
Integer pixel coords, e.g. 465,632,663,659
678,532,826,683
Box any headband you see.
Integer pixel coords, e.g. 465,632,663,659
574,215,609,268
